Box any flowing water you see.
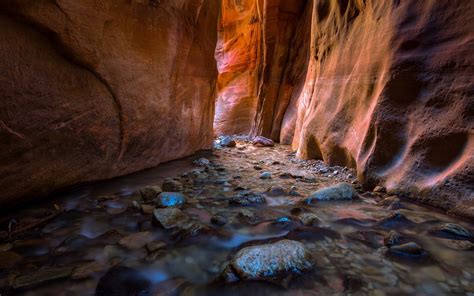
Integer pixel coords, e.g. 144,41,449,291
0,139,473,295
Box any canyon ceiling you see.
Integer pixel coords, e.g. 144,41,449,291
0,0,473,218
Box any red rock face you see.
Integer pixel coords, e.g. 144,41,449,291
216,0,474,218
0,0,218,207
214,0,263,135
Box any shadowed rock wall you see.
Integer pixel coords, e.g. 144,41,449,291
0,0,219,207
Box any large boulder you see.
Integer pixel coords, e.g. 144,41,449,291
0,0,218,207
222,239,314,284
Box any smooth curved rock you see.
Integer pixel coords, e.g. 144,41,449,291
215,0,474,218
224,239,314,282
155,192,186,208
305,183,356,203
0,0,218,207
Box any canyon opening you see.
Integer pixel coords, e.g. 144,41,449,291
0,1,473,295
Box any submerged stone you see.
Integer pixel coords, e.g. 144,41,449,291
95,266,151,296
230,191,266,206
161,179,182,192
210,214,228,226
384,230,408,247
223,240,314,283
13,266,73,290
152,208,189,229
155,192,186,208
375,212,416,229
266,186,287,196
430,223,473,240
386,242,429,258
304,183,356,203
140,186,162,201
119,231,155,250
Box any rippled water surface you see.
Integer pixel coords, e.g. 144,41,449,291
0,139,473,295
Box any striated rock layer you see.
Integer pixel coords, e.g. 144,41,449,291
0,0,219,207
217,0,474,218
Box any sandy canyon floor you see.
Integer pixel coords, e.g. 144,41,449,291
1,138,473,295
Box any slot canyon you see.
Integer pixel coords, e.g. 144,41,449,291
0,0,473,295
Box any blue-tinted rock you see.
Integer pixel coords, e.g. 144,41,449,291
155,192,186,208
259,172,272,179
304,183,356,203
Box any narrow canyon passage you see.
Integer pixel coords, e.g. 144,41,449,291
0,0,473,295
1,138,473,295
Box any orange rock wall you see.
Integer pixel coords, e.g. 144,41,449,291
217,0,474,217
214,0,264,135
0,0,219,207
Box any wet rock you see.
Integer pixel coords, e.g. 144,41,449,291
140,186,162,202
119,231,155,250
13,266,73,290
266,186,287,196
145,241,166,253
0,251,22,270
386,242,429,259
218,136,236,147
259,172,272,179
252,136,275,147
230,191,266,206
194,158,211,167
152,208,209,238
233,186,248,191
346,231,384,248
155,192,186,208
304,183,356,203
291,208,321,226
375,212,415,229
279,172,291,179
377,196,404,210
384,230,408,247
430,223,473,240
95,266,151,296
210,214,228,226
236,209,261,225
253,165,262,170
343,275,364,293
140,204,155,214
373,186,386,193
72,261,107,280
152,208,189,229
222,240,313,284
162,179,182,192
274,216,292,225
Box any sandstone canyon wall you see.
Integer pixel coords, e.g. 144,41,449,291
217,0,474,218
0,0,219,207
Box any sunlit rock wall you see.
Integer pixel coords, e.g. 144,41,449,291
214,0,263,135
286,0,474,218
0,0,218,206
217,0,473,217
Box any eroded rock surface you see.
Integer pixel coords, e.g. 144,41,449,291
0,0,219,207
215,0,474,218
